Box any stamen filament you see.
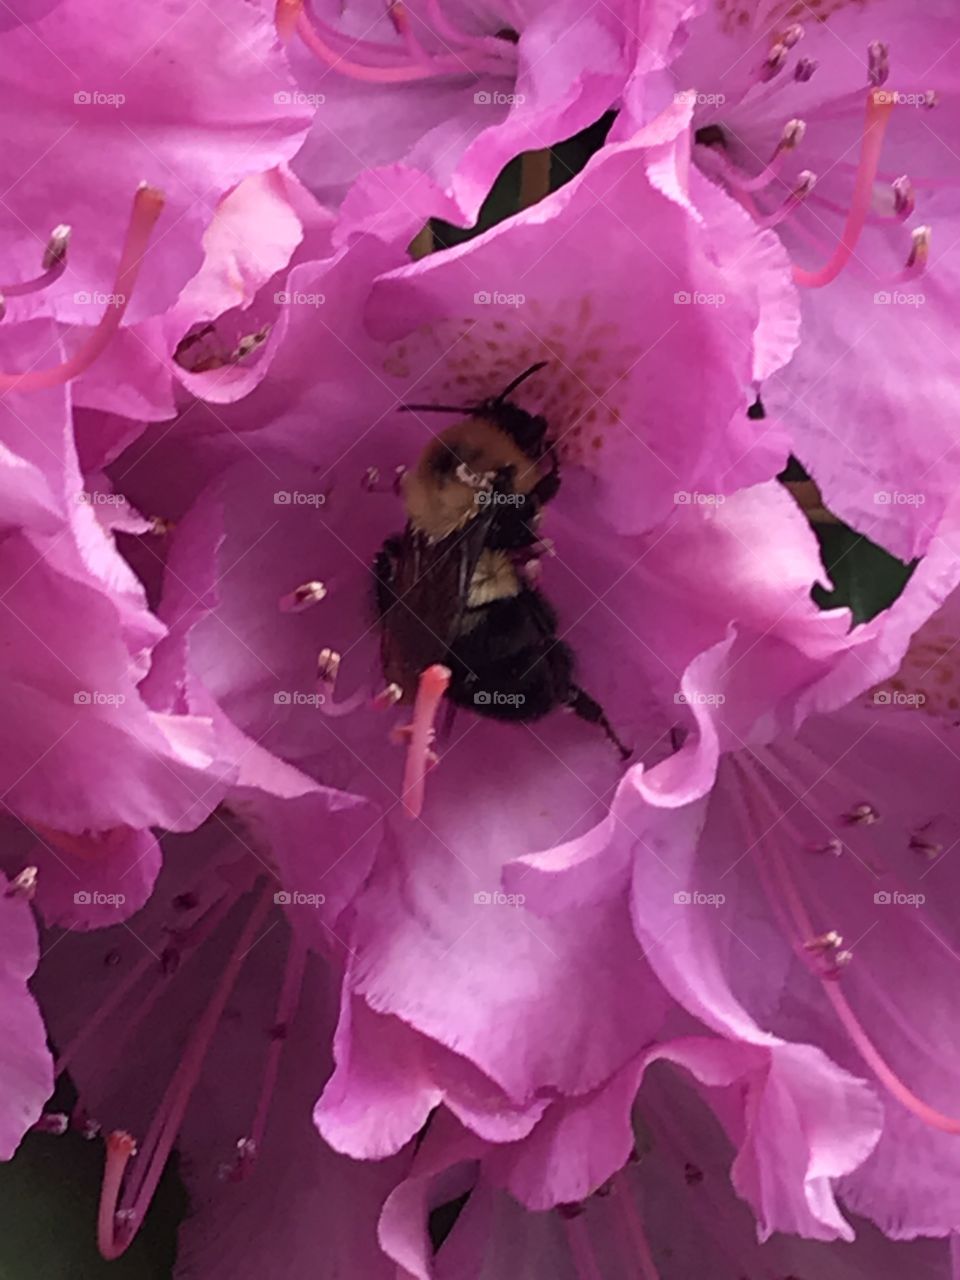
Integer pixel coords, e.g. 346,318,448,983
613,1176,661,1280
562,1213,604,1280
242,937,307,1166
0,185,164,393
297,3,481,82
739,757,960,1135
1,225,70,297
793,90,894,288
96,885,272,1258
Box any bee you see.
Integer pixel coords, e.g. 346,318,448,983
373,363,630,758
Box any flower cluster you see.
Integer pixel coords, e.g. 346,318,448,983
3,1,960,1276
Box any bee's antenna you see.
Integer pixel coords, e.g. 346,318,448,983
399,402,473,415
493,361,548,405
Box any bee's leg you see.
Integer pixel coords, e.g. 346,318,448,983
566,686,631,760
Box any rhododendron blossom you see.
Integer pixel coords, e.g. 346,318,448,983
2,0,960,1276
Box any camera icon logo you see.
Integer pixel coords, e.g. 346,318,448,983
274,691,291,705
874,890,892,904
274,890,292,905
274,491,292,505
74,690,91,704
674,291,691,304
473,690,491,705
673,891,692,905
74,90,91,105
74,891,91,904
474,891,492,904
474,91,491,105
274,91,292,104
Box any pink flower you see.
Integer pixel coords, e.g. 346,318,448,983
0,0,312,421
286,0,684,222
637,0,960,559
56,125,871,1245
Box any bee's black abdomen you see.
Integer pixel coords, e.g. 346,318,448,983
446,588,574,722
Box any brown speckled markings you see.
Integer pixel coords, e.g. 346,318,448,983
872,616,960,718
382,297,642,468
713,0,873,36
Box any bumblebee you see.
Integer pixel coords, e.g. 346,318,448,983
373,363,629,757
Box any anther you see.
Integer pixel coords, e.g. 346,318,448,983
843,801,879,825
317,648,341,685
804,929,843,953
910,833,943,859
761,42,790,82
34,1112,69,1135
867,40,889,87
907,225,931,271
4,865,37,899
794,56,817,82
776,119,806,154
279,580,327,613
372,682,404,709
42,224,71,271
807,837,842,857
780,23,803,48
892,175,915,219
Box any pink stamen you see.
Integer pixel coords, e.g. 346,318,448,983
739,757,960,1135
4,865,37,899
388,2,431,64
298,2,475,82
613,1176,661,1280
233,937,307,1177
98,1131,137,1260
793,90,894,289
278,580,327,612
0,224,70,298
562,1213,604,1280
401,663,450,819
56,889,240,1079
316,647,368,717
0,185,164,393
96,886,272,1258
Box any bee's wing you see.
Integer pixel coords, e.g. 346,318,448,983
379,513,494,697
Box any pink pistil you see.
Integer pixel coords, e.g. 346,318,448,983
0,185,164,393
793,90,894,288
275,0,301,41
97,1131,138,1260
401,663,450,818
